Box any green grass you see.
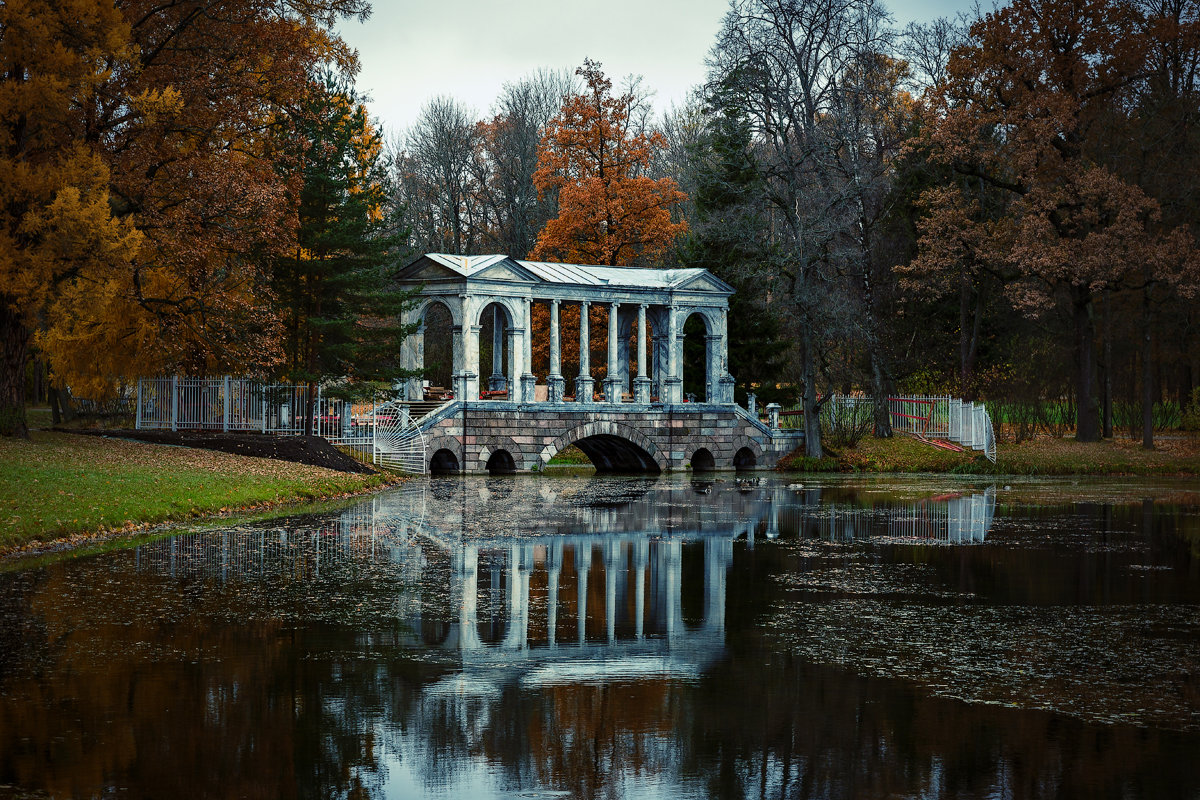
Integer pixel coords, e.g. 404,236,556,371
0,431,390,554
547,444,592,465
779,433,1200,475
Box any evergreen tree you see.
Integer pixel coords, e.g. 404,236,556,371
274,75,419,433
678,107,789,406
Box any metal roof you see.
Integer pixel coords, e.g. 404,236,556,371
416,254,729,293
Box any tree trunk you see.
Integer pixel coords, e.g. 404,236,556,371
0,302,31,438
1073,287,1100,442
1102,289,1113,438
870,357,894,438
1142,279,1154,450
304,380,316,437
801,320,823,458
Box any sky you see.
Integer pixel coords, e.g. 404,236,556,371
337,0,973,138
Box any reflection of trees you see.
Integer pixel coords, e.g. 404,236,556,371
0,531,443,800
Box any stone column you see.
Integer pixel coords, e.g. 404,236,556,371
488,306,506,391
705,334,721,403
519,297,536,403
716,307,736,404
405,319,425,401
548,299,564,403
575,301,593,403
634,304,653,403
456,295,479,400
661,306,683,404
603,301,622,403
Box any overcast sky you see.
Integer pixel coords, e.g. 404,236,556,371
337,0,974,137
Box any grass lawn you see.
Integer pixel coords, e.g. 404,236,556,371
781,433,1200,475
0,430,390,555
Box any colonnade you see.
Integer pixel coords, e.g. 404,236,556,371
405,295,736,406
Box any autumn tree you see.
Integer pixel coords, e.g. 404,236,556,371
530,59,688,267
272,75,418,434
0,1,142,436
1,0,372,437
915,0,1200,442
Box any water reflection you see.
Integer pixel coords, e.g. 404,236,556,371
1,476,1197,800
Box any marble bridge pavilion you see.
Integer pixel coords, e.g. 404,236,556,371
396,254,803,474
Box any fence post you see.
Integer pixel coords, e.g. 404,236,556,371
222,375,231,432
261,391,267,433
766,403,781,430
135,380,143,430
171,375,178,432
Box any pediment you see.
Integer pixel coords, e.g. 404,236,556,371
470,259,541,284
673,271,735,295
395,260,469,285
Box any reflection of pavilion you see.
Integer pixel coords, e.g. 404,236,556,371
429,535,732,683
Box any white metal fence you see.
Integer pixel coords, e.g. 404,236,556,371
135,376,428,473
774,394,997,463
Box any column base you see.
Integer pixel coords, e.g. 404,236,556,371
717,374,736,405
575,376,594,404
603,377,622,404
634,376,653,404
547,374,565,403
520,374,537,403
661,376,683,405
487,374,508,392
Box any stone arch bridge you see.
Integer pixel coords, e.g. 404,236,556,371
417,400,803,474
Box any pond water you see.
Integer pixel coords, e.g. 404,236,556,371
1,474,1199,799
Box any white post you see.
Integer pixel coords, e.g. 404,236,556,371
171,375,178,432
135,380,143,430
222,375,231,432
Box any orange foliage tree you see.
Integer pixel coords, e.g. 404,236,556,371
527,61,685,386
0,0,369,436
529,60,687,267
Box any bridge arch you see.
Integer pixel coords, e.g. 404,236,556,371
539,420,665,474
728,435,764,470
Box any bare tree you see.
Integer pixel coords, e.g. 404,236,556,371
474,68,575,256
708,0,894,456
400,96,480,253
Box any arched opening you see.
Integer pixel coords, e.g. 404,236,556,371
734,447,757,470
422,301,454,395
485,449,517,475
691,447,715,472
478,302,514,398
430,448,460,474
563,435,661,474
682,312,710,402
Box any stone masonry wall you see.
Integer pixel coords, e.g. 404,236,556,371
418,402,803,473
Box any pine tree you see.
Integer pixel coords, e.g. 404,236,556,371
274,75,419,433
679,107,788,405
